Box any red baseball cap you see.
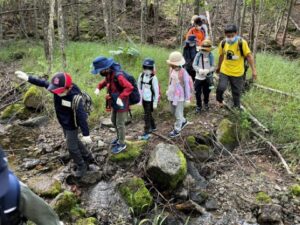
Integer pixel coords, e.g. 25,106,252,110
47,72,72,94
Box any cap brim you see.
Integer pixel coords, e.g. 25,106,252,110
47,84,66,94
0,167,9,197
91,68,100,75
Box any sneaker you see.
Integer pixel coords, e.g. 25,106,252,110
204,104,209,111
111,138,119,146
138,133,151,141
181,119,188,130
168,130,180,138
151,127,157,132
112,144,127,154
195,107,202,113
74,163,87,178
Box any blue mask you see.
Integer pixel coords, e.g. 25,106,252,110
226,36,238,45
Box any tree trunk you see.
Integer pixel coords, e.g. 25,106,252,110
204,0,212,40
140,0,145,44
101,0,112,42
253,0,264,61
281,0,294,46
47,0,55,74
33,0,39,39
57,0,67,70
249,0,256,50
239,0,247,36
235,0,241,30
274,6,286,41
154,0,159,43
71,0,80,40
194,0,200,15
18,0,28,39
178,0,184,45
0,6,3,41
231,0,238,23
39,0,49,61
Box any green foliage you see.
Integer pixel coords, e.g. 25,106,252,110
256,191,272,203
109,46,140,66
0,103,30,120
289,184,300,197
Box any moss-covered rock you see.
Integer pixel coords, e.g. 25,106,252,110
186,136,213,162
28,175,62,198
146,143,187,189
70,206,86,220
75,217,97,225
23,86,44,110
256,192,272,203
216,119,238,151
51,191,78,218
119,176,153,215
110,140,147,162
289,184,300,197
0,103,31,120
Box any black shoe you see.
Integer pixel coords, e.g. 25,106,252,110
195,107,202,113
74,163,87,178
83,154,96,165
204,104,209,111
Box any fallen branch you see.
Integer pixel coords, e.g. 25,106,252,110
152,132,176,145
240,105,269,133
250,128,293,175
0,81,27,102
253,83,300,101
0,97,22,111
290,16,300,31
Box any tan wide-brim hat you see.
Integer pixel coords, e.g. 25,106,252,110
166,51,186,66
199,39,213,51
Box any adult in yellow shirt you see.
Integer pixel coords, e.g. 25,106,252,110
216,24,257,108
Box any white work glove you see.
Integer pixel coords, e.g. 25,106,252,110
198,69,205,75
203,69,210,75
15,71,29,81
82,136,92,144
185,100,191,106
94,88,100,95
153,102,158,109
116,97,124,107
59,222,64,225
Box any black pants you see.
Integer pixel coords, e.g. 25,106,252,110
63,129,90,166
216,73,244,108
186,67,196,82
143,100,156,134
194,79,210,108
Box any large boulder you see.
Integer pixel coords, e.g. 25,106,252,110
119,176,153,215
216,119,238,151
257,204,282,224
186,136,213,162
23,86,44,110
27,174,62,197
0,103,31,120
146,143,187,189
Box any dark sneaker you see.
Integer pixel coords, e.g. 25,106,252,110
205,104,209,111
138,133,151,141
151,127,157,132
74,163,87,178
111,138,119,146
195,107,202,113
181,119,188,130
112,144,127,154
83,154,96,165
169,130,180,138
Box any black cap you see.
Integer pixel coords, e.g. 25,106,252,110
224,24,238,33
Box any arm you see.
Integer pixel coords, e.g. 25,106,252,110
117,75,134,99
28,76,50,89
192,53,201,72
183,70,191,101
209,53,215,73
19,182,62,225
216,55,224,74
75,99,90,136
137,74,142,91
246,53,257,80
152,76,159,104
97,79,107,90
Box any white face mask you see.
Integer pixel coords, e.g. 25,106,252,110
144,69,152,75
189,43,196,47
226,36,237,44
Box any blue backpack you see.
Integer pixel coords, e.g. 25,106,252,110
114,71,141,105
0,172,24,225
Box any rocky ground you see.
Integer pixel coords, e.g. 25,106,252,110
0,62,300,225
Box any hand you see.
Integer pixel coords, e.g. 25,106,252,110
94,88,100,95
153,102,158,109
198,69,205,75
15,71,29,81
184,100,191,106
59,222,64,225
116,97,124,107
252,70,257,80
82,136,92,144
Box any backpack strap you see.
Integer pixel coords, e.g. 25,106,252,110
208,52,214,66
72,94,83,128
238,38,244,57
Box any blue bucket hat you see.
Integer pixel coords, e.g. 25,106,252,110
0,147,9,197
91,56,114,75
186,34,197,43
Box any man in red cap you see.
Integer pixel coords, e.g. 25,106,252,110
0,147,63,225
15,71,93,178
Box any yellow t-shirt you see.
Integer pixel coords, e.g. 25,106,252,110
218,39,251,77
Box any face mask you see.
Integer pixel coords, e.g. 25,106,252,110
226,36,237,45
144,69,152,75
189,43,196,47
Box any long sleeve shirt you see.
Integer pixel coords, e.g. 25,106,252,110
137,73,159,103
193,51,215,80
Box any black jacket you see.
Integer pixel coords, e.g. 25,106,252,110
28,76,89,136
183,43,197,71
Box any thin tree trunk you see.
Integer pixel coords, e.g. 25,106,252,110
239,0,247,36
274,8,285,41
281,0,294,46
154,0,159,43
140,0,145,44
57,0,66,70
39,0,49,60
212,0,220,44
0,6,3,41
194,0,200,15
18,0,28,39
249,0,256,50
101,0,112,42
33,0,39,39
231,0,238,23
47,0,55,74
253,0,264,61
235,0,241,30
204,0,213,41
178,0,183,45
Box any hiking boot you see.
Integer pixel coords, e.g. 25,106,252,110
151,127,157,132
74,163,87,178
169,130,180,138
138,133,151,141
83,154,96,165
111,138,119,146
181,119,188,130
112,143,127,154
195,107,202,113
